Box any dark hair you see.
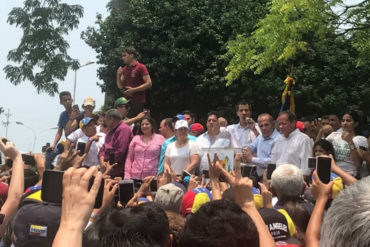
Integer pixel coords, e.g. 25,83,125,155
236,100,252,112
163,118,174,131
122,46,137,57
105,109,122,121
342,110,361,134
179,199,259,247
283,201,310,243
138,116,156,135
83,203,169,247
59,91,71,101
182,110,194,119
279,111,297,122
207,111,219,119
166,211,186,247
313,139,335,157
24,169,39,191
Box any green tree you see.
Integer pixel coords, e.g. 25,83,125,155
83,0,268,122
4,0,83,95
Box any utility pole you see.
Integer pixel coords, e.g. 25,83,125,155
3,109,11,138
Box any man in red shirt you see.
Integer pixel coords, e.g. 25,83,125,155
116,46,152,117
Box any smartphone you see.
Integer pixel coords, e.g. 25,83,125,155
150,179,158,192
308,157,317,169
22,154,36,166
76,142,86,156
359,146,368,151
241,165,257,178
181,170,192,180
202,170,209,179
266,164,276,180
72,104,79,111
119,180,134,205
109,152,115,165
317,157,331,184
41,170,104,208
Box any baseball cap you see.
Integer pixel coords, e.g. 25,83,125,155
296,121,305,131
172,114,185,122
79,117,95,128
175,120,188,130
189,123,204,132
259,208,296,241
180,188,212,216
13,190,61,247
83,97,95,107
114,97,130,108
154,182,186,212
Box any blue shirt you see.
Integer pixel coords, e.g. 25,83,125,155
157,134,197,174
57,111,69,130
247,129,279,176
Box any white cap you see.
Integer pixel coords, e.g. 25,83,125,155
175,120,188,130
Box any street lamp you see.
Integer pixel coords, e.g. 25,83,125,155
15,121,57,152
73,61,95,101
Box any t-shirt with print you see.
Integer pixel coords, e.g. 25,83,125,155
165,140,199,175
326,132,368,175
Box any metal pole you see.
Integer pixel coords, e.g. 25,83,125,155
73,69,77,101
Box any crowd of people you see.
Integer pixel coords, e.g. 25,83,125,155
0,46,370,247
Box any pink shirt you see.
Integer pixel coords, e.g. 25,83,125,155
124,133,165,179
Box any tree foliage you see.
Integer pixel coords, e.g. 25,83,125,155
4,0,83,95
83,0,268,121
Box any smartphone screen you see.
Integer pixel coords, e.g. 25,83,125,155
22,154,36,166
317,157,331,184
202,170,209,179
308,157,317,169
77,142,86,156
41,170,64,203
42,170,104,208
241,165,256,178
266,164,276,179
119,180,134,205
72,104,79,111
150,179,157,192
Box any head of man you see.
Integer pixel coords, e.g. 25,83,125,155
218,117,228,127
320,176,370,247
182,110,195,126
80,118,97,137
206,111,220,135
179,199,259,247
121,46,137,65
59,91,72,110
83,203,172,247
257,113,275,138
278,111,297,138
114,97,130,118
159,118,174,139
328,114,341,131
82,97,96,117
271,164,304,201
104,109,122,131
236,100,252,125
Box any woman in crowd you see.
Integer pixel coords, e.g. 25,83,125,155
164,120,200,175
326,111,368,176
124,117,165,180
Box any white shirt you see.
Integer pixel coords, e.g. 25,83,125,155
326,132,368,175
226,123,259,148
271,129,313,175
165,140,199,175
196,131,230,171
67,128,104,167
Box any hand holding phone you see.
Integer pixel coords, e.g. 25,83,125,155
77,142,86,156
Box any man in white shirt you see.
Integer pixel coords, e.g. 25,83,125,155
271,111,313,175
226,101,259,148
196,111,230,171
66,117,103,167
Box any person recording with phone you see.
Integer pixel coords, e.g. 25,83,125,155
242,113,279,179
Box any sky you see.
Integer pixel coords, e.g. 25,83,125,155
0,0,109,153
